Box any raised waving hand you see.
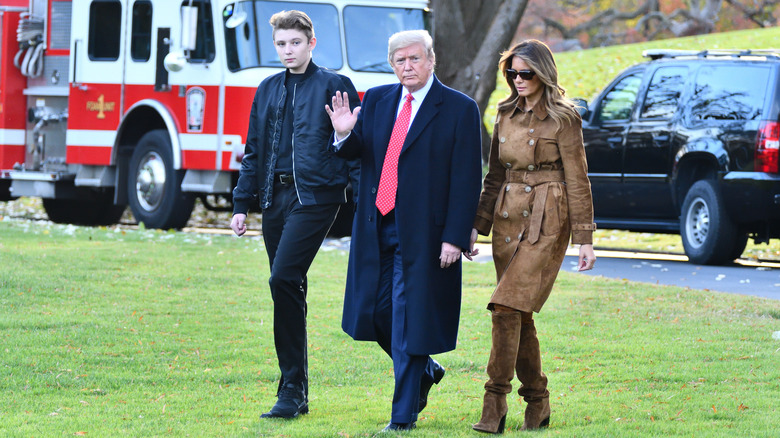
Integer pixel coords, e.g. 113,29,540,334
325,91,361,140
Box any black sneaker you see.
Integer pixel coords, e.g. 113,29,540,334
260,382,308,419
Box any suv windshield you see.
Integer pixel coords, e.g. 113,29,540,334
223,1,427,73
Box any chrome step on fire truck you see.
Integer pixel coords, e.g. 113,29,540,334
0,0,429,230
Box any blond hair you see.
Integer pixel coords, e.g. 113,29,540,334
269,10,314,41
387,30,435,67
497,39,579,129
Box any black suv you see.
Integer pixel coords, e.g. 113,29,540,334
579,49,780,265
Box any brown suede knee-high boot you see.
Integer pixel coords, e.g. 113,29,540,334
516,314,550,430
473,310,523,434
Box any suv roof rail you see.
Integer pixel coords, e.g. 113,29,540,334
643,48,780,60
642,49,699,60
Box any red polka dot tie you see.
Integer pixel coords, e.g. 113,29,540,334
375,93,414,216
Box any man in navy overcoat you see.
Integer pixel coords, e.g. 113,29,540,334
326,29,483,432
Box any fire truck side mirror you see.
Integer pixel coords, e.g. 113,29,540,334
225,11,247,29
164,50,187,73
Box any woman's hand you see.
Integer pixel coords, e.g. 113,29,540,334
325,91,360,140
578,243,596,271
463,228,480,261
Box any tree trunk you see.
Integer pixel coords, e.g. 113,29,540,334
432,0,529,161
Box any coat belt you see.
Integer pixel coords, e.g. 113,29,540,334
505,169,565,244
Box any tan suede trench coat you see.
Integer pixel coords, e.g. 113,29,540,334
474,97,595,313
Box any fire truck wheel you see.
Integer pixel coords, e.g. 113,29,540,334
128,130,195,229
0,180,15,201
42,197,126,226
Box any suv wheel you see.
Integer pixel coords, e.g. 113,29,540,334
680,180,739,265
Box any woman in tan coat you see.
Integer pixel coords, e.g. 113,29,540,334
469,40,596,433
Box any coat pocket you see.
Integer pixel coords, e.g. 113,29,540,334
540,183,566,236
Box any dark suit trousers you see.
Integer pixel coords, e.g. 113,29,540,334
375,211,433,424
261,181,340,392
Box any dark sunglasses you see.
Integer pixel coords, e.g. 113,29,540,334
506,69,536,81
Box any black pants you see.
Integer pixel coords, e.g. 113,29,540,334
261,181,340,393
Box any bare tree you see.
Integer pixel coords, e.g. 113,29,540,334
538,0,779,47
640,0,724,37
724,0,780,27
543,0,660,46
432,0,529,159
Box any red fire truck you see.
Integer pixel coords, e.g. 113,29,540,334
0,0,430,229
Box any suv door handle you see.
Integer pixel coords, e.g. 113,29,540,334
607,136,623,145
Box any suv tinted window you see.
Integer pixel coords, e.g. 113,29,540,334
640,66,687,120
686,65,770,124
598,73,642,122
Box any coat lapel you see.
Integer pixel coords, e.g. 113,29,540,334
401,75,443,154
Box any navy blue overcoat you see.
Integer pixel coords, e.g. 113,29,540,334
336,76,483,355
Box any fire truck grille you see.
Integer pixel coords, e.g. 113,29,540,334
50,1,73,50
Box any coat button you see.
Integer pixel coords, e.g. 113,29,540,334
529,128,534,133
527,164,535,171
505,162,512,168
522,210,529,217
502,211,508,218
505,236,511,243
518,233,523,239
505,185,511,192
371,187,377,194
529,139,535,146
500,137,506,143
524,185,532,193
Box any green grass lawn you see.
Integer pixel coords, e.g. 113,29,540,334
1,219,778,437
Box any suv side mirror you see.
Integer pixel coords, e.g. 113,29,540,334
572,98,589,120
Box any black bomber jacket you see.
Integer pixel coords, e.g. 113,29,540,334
232,61,360,214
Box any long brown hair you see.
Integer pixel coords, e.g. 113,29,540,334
497,40,579,129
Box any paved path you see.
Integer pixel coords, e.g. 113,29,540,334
188,229,780,300
468,243,780,300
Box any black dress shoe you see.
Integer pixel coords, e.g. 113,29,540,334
260,382,308,419
382,422,417,432
418,360,445,412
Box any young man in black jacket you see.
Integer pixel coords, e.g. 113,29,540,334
230,10,359,419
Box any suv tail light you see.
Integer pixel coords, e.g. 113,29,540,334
755,121,780,173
